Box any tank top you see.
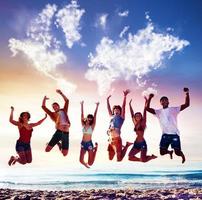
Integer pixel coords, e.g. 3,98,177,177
82,126,93,135
18,126,33,143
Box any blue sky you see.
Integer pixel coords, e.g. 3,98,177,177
0,0,201,170
1,0,201,93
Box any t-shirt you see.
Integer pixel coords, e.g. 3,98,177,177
154,107,181,135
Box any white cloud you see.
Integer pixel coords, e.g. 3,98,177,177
27,4,58,48
8,3,78,94
55,0,85,48
99,14,108,29
142,87,158,97
85,21,189,95
118,10,129,17
119,26,130,38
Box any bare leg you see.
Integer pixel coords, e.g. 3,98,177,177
128,148,141,162
45,145,53,152
108,144,115,160
88,143,98,166
141,149,157,163
118,142,133,161
25,150,32,164
79,148,90,168
174,149,186,163
160,148,173,159
8,151,27,166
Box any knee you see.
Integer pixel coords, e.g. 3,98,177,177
62,151,68,157
88,161,93,166
160,149,166,155
26,159,32,163
141,158,147,163
117,153,122,162
21,160,27,165
45,146,51,152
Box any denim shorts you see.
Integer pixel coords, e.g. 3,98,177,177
160,134,181,150
48,130,69,150
81,140,94,151
16,140,31,152
131,140,147,150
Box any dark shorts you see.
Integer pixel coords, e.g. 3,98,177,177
160,134,181,150
81,140,94,151
131,140,147,151
16,140,31,152
48,130,69,150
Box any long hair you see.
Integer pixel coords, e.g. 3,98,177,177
112,105,122,115
83,114,94,126
19,112,31,123
133,112,146,131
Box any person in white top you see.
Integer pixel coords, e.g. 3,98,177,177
145,88,190,163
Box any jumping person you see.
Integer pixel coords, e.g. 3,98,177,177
128,98,157,162
79,101,99,168
107,89,132,162
42,89,70,156
145,88,190,163
8,106,47,166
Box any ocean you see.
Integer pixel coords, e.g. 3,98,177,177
0,169,202,191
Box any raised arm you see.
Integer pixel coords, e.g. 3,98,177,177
80,101,85,126
9,106,19,126
180,88,190,111
92,102,99,129
129,99,135,119
121,89,130,119
107,95,112,117
143,96,147,122
56,89,69,113
30,114,47,128
42,96,53,117
145,94,156,114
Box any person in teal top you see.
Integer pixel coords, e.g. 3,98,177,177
107,89,132,162
80,101,99,168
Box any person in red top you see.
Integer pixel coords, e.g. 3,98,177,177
42,89,70,156
8,106,47,166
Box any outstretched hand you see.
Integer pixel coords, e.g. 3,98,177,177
56,89,62,94
107,95,111,100
95,102,100,106
11,106,14,111
148,93,154,99
123,89,130,96
183,87,189,93
43,96,49,101
80,100,84,105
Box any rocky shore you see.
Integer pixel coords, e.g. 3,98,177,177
0,188,202,200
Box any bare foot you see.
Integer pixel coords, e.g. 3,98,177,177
8,156,15,166
151,154,157,159
93,142,98,152
182,155,186,164
169,150,173,159
126,142,133,147
81,161,90,168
